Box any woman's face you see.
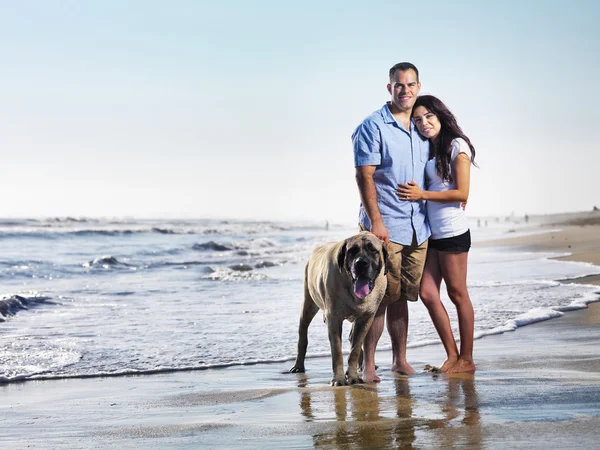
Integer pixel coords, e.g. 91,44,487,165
413,106,441,140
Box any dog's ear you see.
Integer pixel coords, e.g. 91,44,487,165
337,241,347,272
381,244,389,275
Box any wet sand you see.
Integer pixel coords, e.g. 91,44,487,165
2,212,600,449
484,210,600,284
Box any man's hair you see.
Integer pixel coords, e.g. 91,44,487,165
389,62,419,82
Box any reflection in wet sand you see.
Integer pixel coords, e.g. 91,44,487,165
391,378,416,447
297,374,315,422
430,375,482,448
297,380,416,448
296,374,481,449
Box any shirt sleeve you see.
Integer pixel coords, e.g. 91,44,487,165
352,119,382,167
450,138,472,162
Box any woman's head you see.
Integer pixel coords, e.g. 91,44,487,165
412,95,477,181
412,95,459,141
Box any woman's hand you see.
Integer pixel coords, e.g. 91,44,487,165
397,181,424,201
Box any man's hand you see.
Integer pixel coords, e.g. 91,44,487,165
370,220,389,244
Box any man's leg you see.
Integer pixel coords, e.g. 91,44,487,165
387,299,414,374
389,236,428,375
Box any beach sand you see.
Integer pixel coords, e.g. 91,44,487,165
2,212,600,449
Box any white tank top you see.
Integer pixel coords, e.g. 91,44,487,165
425,138,471,240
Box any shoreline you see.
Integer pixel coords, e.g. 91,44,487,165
559,273,600,285
2,217,600,448
480,222,600,288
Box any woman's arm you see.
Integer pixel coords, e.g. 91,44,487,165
397,153,471,203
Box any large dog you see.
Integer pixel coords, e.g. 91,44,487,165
289,231,388,386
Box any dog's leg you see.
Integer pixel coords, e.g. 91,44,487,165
290,273,319,374
327,316,346,386
349,323,365,372
346,316,375,384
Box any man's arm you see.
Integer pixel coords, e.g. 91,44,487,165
355,166,389,243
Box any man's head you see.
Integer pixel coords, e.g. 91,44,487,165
387,62,421,113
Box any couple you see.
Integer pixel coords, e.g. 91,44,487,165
353,62,477,381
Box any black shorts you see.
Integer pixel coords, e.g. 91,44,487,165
428,229,471,253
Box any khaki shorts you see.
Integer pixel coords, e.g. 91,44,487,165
360,225,428,304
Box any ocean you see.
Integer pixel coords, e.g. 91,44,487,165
1,217,599,383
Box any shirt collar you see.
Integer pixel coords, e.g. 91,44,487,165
382,102,417,133
381,103,396,124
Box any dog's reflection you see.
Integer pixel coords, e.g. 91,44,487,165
298,377,417,449
296,374,481,449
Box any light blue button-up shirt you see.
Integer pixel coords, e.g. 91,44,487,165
352,103,431,245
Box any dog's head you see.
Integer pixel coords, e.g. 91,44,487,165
337,231,388,299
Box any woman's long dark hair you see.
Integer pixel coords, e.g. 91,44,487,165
413,95,477,182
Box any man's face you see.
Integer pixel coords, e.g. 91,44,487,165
387,69,421,113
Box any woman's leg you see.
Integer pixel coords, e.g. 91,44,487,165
419,248,459,371
438,251,475,373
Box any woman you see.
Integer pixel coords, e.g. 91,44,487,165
397,95,477,373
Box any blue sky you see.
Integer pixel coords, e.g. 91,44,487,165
1,1,599,222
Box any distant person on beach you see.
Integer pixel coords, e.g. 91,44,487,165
352,62,430,382
397,94,477,373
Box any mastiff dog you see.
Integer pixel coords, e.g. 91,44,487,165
289,231,388,386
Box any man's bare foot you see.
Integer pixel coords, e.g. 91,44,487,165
440,356,459,373
361,368,381,383
391,362,416,375
446,358,476,374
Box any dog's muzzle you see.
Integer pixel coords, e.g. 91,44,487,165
351,257,375,299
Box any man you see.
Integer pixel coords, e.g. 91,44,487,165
352,62,430,382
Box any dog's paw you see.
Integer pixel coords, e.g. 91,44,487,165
289,365,305,373
345,370,364,385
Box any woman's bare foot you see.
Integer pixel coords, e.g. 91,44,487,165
391,362,416,375
440,356,459,373
361,368,381,383
446,358,476,374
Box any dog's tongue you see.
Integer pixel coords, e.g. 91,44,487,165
353,277,372,299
